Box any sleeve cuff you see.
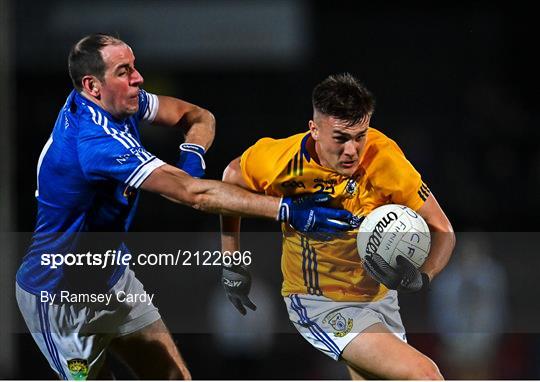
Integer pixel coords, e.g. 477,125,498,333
125,157,165,188
143,93,159,123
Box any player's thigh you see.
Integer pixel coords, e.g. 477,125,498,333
109,318,191,380
342,323,443,380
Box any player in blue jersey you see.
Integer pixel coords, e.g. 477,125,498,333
15,34,354,380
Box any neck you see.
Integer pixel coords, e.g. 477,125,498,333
80,90,104,108
306,135,322,165
79,91,122,120
312,139,333,169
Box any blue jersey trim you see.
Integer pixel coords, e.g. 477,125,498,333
300,133,312,162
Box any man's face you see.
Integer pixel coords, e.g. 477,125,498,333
309,111,371,177
98,44,144,119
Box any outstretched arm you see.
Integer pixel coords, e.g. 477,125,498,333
141,163,277,218
141,162,353,229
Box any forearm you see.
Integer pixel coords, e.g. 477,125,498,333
221,215,242,252
143,164,279,218
153,96,215,150
416,194,456,281
220,156,248,252
420,228,456,281
182,108,215,150
193,179,278,218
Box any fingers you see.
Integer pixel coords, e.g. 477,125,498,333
363,255,388,283
395,255,422,292
333,209,355,221
315,208,353,231
364,254,401,289
228,294,257,315
396,255,417,276
228,295,247,315
348,215,364,228
371,254,400,278
363,258,385,284
240,295,257,311
396,255,413,269
311,193,332,203
323,218,352,231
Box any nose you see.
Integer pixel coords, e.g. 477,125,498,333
343,140,358,157
131,69,144,86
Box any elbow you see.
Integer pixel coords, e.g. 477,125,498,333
222,157,242,184
428,214,456,251
445,218,456,248
181,106,216,139
447,223,456,252
206,109,216,130
222,163,234,183
438,218,456,251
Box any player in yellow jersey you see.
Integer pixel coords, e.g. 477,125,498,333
220,73,455,380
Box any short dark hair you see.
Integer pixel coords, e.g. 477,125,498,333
312,73,375,126
68,33,124,91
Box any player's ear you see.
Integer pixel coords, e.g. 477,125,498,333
309,120,319,141
81,76,101,97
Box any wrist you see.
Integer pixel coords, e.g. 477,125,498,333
180,142,206,152
177,143,206,178
179,143,206,164
277,196,289,222
222,262,248,271
420,272,431,292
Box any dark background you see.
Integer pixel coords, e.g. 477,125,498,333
3,0,539,379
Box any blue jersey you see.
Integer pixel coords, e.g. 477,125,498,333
16,89,164,295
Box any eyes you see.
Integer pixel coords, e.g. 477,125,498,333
116,65,135,77
333,135,366,144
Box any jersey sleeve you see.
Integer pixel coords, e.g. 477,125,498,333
136,89,159,123
240,137,283,192
78,115,165,189
370,139,431,211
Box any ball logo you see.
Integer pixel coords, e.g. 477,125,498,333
365,211,398,256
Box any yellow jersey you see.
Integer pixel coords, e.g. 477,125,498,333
240,128,430,302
